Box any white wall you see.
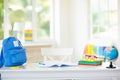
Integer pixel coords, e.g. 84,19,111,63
58,0,89,61
69,0,89,60
55,0,71,47
115,0,120,67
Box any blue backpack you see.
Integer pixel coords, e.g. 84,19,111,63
0,37,27,67
0,53,3,68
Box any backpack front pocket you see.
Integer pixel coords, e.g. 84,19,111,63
10,48,27,66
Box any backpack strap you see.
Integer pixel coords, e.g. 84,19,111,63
0,48,4,68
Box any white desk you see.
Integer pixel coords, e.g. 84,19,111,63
0,63,120,80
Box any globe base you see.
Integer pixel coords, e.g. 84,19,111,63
106,61,116,69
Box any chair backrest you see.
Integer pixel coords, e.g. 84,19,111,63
41,48,73,63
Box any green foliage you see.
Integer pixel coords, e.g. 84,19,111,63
92,12,109,26
92,12,108,35
9,10,26,25
41,20,50,35
37,0,50,37
0,0,3,29
21,0,31,7
92,13,99,25
93,26,106,34
0,29,4,39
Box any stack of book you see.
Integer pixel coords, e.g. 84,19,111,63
78,55,103,66
78,44,105,66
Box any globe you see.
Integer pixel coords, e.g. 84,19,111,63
104,46,118,68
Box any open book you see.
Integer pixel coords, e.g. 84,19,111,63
38,61,77,68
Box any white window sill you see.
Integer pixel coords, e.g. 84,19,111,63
0,40,57,48
23,40,57,47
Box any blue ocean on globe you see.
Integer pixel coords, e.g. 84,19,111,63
104,46,118,61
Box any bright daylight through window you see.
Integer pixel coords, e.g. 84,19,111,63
0,0,52,42
90,0,118,41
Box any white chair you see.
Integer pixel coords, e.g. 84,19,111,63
41,48,73,63
41,48,74,80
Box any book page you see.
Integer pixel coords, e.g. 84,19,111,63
38,61,77,68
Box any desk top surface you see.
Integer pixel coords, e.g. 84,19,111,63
0,63,120,72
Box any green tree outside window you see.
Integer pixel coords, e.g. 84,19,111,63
0,0,4,40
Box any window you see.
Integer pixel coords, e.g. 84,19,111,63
90,0,118,41
1,0,54,43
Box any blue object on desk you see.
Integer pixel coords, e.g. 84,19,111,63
104,46,118,68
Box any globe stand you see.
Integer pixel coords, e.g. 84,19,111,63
106,61,116,69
